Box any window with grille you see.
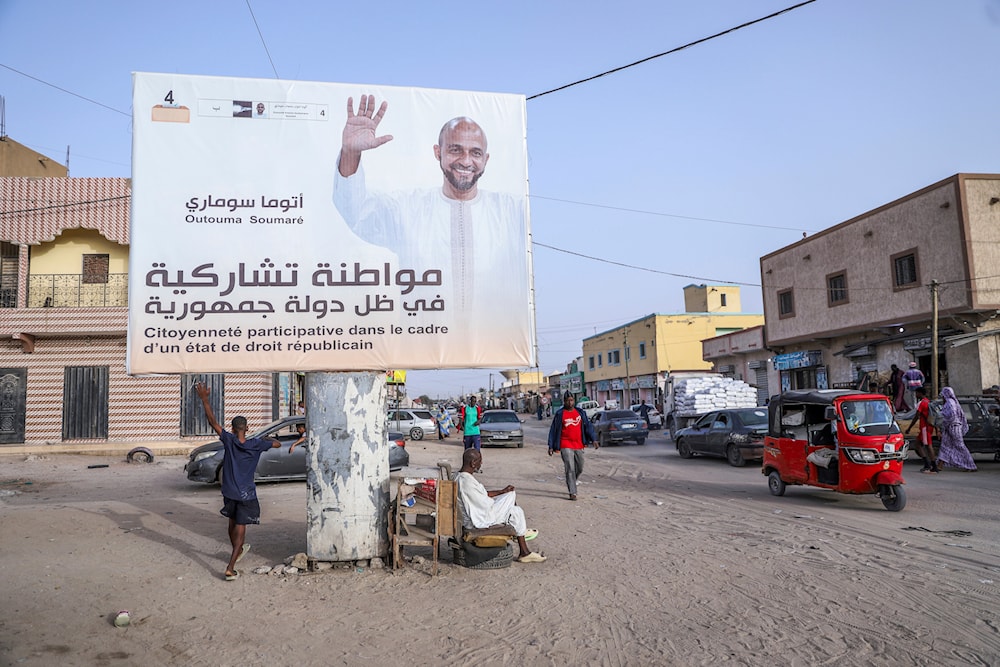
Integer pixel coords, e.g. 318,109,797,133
892,250,919,289
827,272,848,306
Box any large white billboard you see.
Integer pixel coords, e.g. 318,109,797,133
128,73,535,374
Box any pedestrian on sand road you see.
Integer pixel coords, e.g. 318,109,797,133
547,394,597,501
458,396,483,450
433,404,453,440
889,364,909,412
902,362,925,414
195,382,282,581
905,387,939,473
636,399,652,428
936,386,977,471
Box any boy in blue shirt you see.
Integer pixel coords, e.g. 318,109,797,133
196,382,281,580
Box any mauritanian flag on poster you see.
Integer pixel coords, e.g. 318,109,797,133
127,72,536,374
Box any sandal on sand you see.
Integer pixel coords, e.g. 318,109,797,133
516,552,546,563
569,494,577,501
524,529,539,541
236,544,251,563
225,569,240,581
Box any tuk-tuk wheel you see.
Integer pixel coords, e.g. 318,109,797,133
879,485,906,512
767,471,786,497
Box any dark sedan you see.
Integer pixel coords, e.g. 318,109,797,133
185,416,409,484
479,409,524,448
673,407,768,466
592,410,649,446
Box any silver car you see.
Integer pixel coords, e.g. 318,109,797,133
387,409,437,440
184,416,409,484
478,409,524,448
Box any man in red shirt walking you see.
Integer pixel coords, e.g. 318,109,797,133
906,387,939,473
547,394,597,501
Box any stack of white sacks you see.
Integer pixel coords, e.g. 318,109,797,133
674,376,758,416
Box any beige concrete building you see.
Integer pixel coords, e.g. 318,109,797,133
582,285,763,408
760,173,1000,396
701,325,775,404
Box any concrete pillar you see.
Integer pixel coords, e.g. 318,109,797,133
305,371,389,561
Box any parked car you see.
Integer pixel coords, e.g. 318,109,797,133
630,404,663,430
673,407,769,467
184,416,409,484
591,409,649,446
478,409,524,448
388,409,437,440
577,400,602,421
903,394,1000,459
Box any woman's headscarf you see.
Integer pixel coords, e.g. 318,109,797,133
940,386,969,432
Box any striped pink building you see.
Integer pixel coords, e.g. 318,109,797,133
0,176,295,446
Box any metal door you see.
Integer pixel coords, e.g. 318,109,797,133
62,366,109,439
0,369,26,443
180,374,224,436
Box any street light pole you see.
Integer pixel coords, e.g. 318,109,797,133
931,280,940,398
624,327,630,406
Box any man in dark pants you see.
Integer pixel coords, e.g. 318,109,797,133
547,394,597,501
196,382,281,581
635,400,652,428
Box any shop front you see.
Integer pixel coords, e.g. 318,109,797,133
774,350,827,392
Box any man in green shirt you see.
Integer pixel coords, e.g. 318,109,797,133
459,396,483,450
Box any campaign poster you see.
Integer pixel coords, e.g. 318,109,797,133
128,72,535,374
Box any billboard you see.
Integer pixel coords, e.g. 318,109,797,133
128,73,535,374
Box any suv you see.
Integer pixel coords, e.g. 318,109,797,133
387,409,437,440
576,400,601,421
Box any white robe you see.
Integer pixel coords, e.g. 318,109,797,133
333,164,533,364
454,471,526,536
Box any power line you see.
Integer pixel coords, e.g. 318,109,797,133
0,63,130,117
533,240,760,287
531,195,818,233
0,195,130,217
246,0,280,79
528,1,819,100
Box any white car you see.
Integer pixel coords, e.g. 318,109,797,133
576,400,601,421
631,404,663,430
387,409,437,440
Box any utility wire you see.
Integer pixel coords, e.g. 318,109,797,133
0,63,130,117
528,0,818,100
531,195,819,233
533,240,760,287
246,0,280,79
0,195,130,216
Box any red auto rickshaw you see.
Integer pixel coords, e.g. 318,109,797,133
762,390,907,511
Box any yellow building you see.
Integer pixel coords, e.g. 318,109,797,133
582,285,763,408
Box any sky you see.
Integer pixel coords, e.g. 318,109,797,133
2,0,1000,400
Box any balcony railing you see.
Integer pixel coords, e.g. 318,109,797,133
26,273,128,308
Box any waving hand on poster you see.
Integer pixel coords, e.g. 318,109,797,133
339,95,394,177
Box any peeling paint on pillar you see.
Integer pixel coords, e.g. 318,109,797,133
305,371,389,561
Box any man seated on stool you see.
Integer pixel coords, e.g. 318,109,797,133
454,449,546,563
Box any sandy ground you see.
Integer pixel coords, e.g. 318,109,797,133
1,427,999,667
